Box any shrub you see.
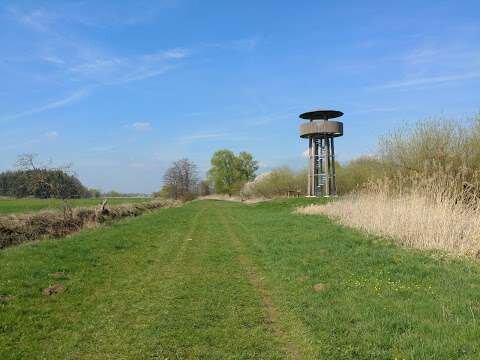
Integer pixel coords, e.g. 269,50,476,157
241,167,307,199
336,156,384,195
0,169,90,199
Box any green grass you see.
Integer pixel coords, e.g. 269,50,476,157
0,197,150,215
1,199,480,359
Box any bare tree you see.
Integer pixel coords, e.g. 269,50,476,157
16,153,73,173
163,159,199,199
14,153,81,199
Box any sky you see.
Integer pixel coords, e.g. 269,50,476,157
1,0,479,193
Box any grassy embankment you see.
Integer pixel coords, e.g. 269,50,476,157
0,197,150,215
1,199,480,359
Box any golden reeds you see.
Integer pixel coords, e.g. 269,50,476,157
297,169,480,257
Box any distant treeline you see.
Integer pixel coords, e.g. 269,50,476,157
0,169,91,199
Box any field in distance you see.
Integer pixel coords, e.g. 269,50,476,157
1,198,479,358
0,197,151,215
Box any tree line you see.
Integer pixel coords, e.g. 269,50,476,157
0,154,156,199
157,149,259,200
2,150,274,200
0,154,91,199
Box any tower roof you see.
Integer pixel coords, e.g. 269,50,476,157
299,109,343,120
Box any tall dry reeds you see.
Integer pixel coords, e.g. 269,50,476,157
297,167,480,257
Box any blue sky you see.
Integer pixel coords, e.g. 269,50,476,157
1,0,479,193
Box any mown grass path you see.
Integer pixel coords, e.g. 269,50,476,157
1,199,480,359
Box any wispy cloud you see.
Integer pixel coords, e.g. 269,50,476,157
349,107,399,114
0,89,89,122
8,7,57,32
162,48,190,60
202,36,262,52
179,131,230,144
370,72,480,90
7,6,191,86
131,122,152,131
231,36,261,52
45,131,59,140
89,145,117,153
7,2,176,31
68,49,189,85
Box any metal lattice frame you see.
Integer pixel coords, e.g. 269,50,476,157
300,110,344,197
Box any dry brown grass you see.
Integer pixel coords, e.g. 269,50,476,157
198,194,268,204
297,171,480,257
0,199,180,249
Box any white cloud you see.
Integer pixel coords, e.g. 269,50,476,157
10,8,57,32
132,122,152,131
89,145,117,153
203,36,262,52
8,2,175,30
180,131,229,143
162,48,190,60
370,72,480,90
349,107,398,115
45,131,59,140
231,36,260,52
0,89,89,122
41,55,66,65
67,49,189,85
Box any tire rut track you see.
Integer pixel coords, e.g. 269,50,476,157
217,207,303,360
172,205,206,264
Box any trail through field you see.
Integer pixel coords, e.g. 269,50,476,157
2,199,480,359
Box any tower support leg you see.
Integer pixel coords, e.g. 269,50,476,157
324,136,330,196
307,137,313,196
331,137,336,196
314,138,319,196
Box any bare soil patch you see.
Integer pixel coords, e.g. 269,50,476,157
0,295,16,302
50,272,67,279
313,283,327,292
43,284,66,296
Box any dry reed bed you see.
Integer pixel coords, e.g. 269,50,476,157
0,199,180,249
296,174,480,257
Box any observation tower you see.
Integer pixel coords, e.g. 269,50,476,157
299,109,344,197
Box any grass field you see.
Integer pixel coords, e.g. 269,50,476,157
1,199,480,359
0,197,150,215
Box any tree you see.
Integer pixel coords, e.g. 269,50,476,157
162,158,199,199
237,152,258,181
208,150,259,195
0,154,89,199
198,180,211,196
88,188,102,198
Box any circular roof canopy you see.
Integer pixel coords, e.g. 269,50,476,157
299,109,343,120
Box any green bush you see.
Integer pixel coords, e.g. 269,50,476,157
241,167,307,199
0,169,90,199
336,157,385,195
